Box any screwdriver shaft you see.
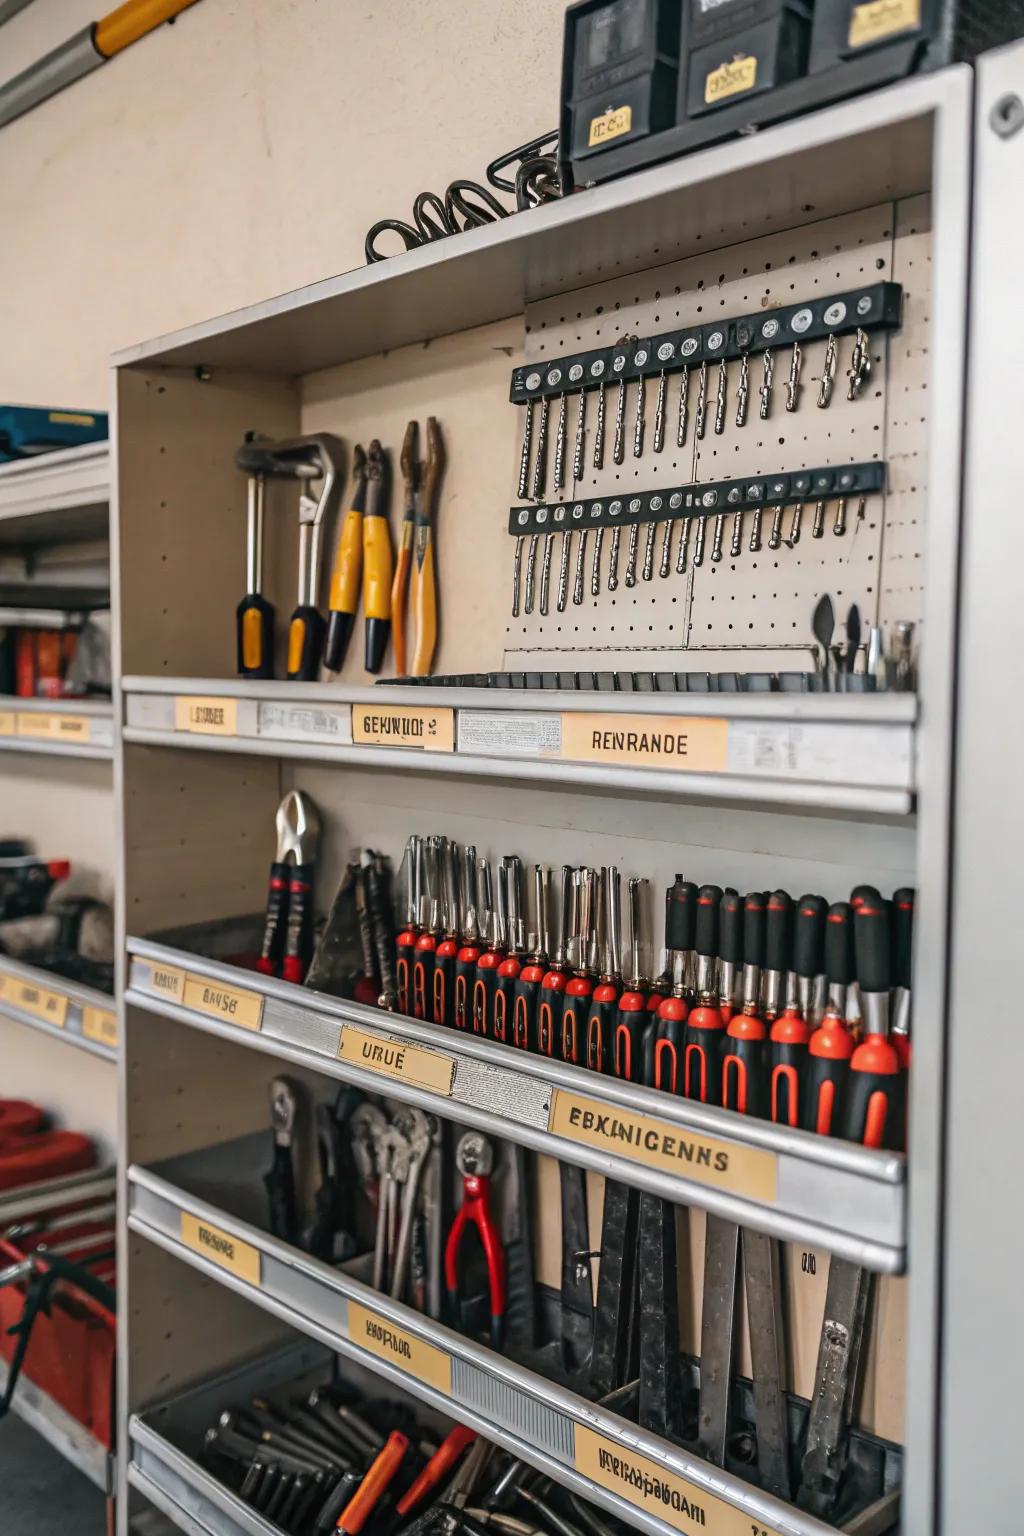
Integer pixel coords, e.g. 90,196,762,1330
517,401,534,500
524,533,538,614
653,371,667,452
591,527,604,597
556,530,571,612
659,518,673,577
735,354,749,427
624,523,640,587
572,391,587,484
539,532,554,616
642,522,656,581
573,528,588,605
711,513,725,562
759,349,774,419
511,537,523,617
730,511,743,558
695,362,708,440
593,385,606,469
714,359,727,435
613,378,627,464
531,399,549,497
553,394,568,492
768,505,783,550
676,516,691,574
633,375,646,458
608,526,621,591
677,366,690,447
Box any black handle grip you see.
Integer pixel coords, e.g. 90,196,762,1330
742,892,766,968
493,966,520,1044
854,898,892,993
665,878,697,951
718,888,743,966
472,954,503,1037
682,1002,723,1104
396,931,416,1014
323,610,356,674
765,890,792,973
237,593,275,679
287,606,326,681
512,967,543,1051
365,858,397,1003
586,987,619,1073
264,1142,298,1244
802,1033,852,1136
282,863,315,984
892,887,915,989
721,1025,768,1117
769,1013,809,1127
793,894,827,980
613,995,647,1081
412,938,437,1021
454,948,480,1030
844,1035,903,1149
257,861,289,977
695,885,722,959
432,944,457,1027
825,901,856,986
537,977,565,1057
561,980,594,1065
652,1001,686,1093
850,883,881,911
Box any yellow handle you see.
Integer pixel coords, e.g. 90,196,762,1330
363,514,394,622
391,527,413,676
329,509,363,616
94,0,201,57
410,533,437,677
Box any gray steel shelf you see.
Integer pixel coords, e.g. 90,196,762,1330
127,936,905,1271
0,1356,113,1493
0,694,114,760
122,677,915,816
128,1158,839,1536
0,442,109,526
0,950,117,1060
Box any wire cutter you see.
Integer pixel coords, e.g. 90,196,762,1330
444,1132,505,1348
257,790,321,983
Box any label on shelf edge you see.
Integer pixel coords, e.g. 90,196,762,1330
347,1301,452,1394
0,974,69,1027
16,711,91,743
82,1006,118,1049
174,696,239,736
548,1089,777,1203
559,714,728,773
351,704,455,753
182,974,264,1032
457,711,562,759
575,1426,782,1536
338,1026,456,1096
180,1212,261,1285
258,700,353,745
0,711,16,735
848,0,920,48
143,962,187,1004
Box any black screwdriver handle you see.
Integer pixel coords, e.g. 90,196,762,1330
472,953,503,1037
512,964,544,1051
653,999,686,1093
613,994,647,1082
765,890,792,974
537,974,566,1057
237,592,275,679
794,894,827,980
286,605,326,681
682,1001,723,1104
825,902,855,986
561,978,594,1065
844,1034,903,1149
719,888,743,966
257,861,289,977
721,1021,768,1118
453,946,480,1031
892,887,915,989
586,984,619,1073
282,863,315,984
494,961,520,1045
695,885,722,959
432,942,457,1027
666,878,697,952
854,898,892,993
743,892,766,967
396,929,416,1014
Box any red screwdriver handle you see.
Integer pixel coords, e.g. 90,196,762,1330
395,928,416,1013
257,861,289,977
512,963,544,1051
432,939,458,1027
844,1033,903,1148
653,997,687,1093
494,956,522,1044
453,944,480,1030
613,992,647,1082
281,862,315,984
585,983,618,1072
412,934,437,1020
561,976,593,1065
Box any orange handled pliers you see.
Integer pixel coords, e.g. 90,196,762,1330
444,1132,505,1349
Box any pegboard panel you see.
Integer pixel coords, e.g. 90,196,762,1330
507,200,930,664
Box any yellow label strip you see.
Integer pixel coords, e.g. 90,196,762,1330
339,1026,456,1096
347,1301,452,1393
576,1427,782,1536
16,712,92,743
82,1006,118,1049
174,696,239,736
351,704,455,753
180,1213,261,1285
182,974,264,1032
145,962,187,1003
0,974,70,1028
548,1090,777,1203
560,714,728,773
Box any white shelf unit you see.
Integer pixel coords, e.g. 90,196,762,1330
108,60,978,1536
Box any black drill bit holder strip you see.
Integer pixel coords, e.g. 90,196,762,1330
508,283,902,404
507,461,885,537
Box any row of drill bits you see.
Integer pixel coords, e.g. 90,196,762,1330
511,494,863,617
518,328,872,502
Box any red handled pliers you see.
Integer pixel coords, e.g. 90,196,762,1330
444,1132,505,1349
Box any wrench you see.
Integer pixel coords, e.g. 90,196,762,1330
391,1108,434,1302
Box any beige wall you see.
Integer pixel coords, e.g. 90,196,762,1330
0,0,562,406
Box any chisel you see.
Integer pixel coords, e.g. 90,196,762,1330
538,866,572,1057
453,846,481,1031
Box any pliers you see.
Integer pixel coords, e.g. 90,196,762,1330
392,418,445,677
257,790,321,983
444,1132,505,1348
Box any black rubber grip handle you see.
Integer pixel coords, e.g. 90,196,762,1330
396,934,416,1014
494,970,518,1045
824,902,855,986
743,892,766,967
793,894,827,980
652,1008,686,1093
765,890,792,973
721,1032,767,1117
665,878,697,951
287,606,326,681
282,863,315,984
892,887,915,989
561,985,593,1066
850,883,881,911
365,859,397,1003
512,970,542,1051
613,999,647,1082
537,980,564,1057
257,861,289,977
682,1007,723,1104
854,898,891,993
237,593,275,679
770,1038,805,1127
802,1050,849,1137
472,958,502,1037
586,990,618,1073
432,947,456,1027
718,888,743,966
453,952,478,1030
844,1036,903,1149
695,885,722,958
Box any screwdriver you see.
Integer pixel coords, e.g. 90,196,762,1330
718,887,743,1022
561,868,597,1066
803,902,856,1136
847,894,903,1149
362,440,395,674
720,893,768,1116
472,859,506,1038
680,885,724,1101
453,846,481,1031
512,865,550,1053
769,894,825,1127
494,857,525,1045
762,890,792,1022
411,840,440,1021
324,446,367,673
538,866,572,1057
891,886,914,1068
613,877,650,1083
395,836,420,1015
651,877,694,1091
431,840,461,1028
236,464,274,678
586,867,621,1073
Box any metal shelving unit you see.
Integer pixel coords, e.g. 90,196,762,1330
123,678,916,815
106,51,985,1536
0,949,116,1059
0,442,109,535
0,693,114,759
127,936,905,1270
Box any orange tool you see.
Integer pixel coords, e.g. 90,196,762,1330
325,447,368,673
335,1430,409,1534
411,416,445,676
391,421,418,676
395,1425,477,1517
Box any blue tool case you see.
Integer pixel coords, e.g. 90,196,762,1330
0,405,108,463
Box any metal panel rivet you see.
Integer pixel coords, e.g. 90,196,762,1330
990,93,1024,139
